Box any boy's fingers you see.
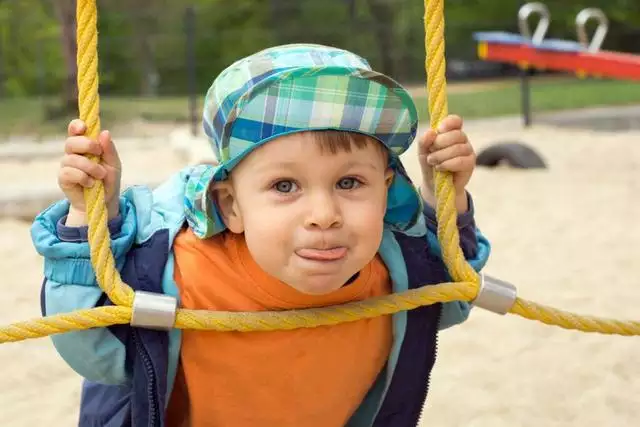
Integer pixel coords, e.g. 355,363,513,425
436,114,463,133
60,154,108,180
65,136,103,156
418,129,438,153
98,130,121,168
434,154,476,172
430,130,467,151
426,143,474,166
67,119,87,137
58,166,96,189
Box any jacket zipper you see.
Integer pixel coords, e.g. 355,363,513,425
415,305,442,426
132,331,161,427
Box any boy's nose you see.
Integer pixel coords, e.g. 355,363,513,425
304,193,343,230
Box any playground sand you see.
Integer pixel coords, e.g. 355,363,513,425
1,117,640,426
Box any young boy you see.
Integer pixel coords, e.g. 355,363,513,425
32,44,490,427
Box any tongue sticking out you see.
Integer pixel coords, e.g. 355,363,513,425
296,247,347,261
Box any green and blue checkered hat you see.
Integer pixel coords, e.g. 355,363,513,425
185,43,423,238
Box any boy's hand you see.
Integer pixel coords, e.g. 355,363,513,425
418,114,475,213
58,119,122,226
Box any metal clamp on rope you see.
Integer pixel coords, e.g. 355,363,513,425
130,291,178,330
472,273,517,315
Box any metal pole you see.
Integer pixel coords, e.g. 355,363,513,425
520,66,532,127
0,28,5,98
37,37,45,102
347,0,356,20
185,5,197,137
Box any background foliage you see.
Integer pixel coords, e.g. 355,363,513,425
1,0,638,99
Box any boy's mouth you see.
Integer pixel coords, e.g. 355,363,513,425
295,247,347,261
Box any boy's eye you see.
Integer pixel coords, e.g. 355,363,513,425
337,177,360,190
274,180,298,193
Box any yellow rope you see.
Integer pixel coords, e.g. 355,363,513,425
76,0,134,308
424,0,480,286
1,0,640,345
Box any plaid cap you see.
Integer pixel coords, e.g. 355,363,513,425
184,43,423,239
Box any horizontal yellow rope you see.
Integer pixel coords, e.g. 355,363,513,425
1,0,640,348
4,282,640,344
0,306,131,343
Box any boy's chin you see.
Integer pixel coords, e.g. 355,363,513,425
288,275,350,296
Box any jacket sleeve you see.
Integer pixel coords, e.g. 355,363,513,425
31,195,139,385
422,192,491,330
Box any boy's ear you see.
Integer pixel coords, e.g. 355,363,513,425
210,180,244,233
384,168,395,188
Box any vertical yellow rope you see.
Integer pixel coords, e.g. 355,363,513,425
76,0,134,307
424,0,481,286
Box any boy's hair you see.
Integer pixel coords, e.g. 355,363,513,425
192,131,383,169
308,130,389,161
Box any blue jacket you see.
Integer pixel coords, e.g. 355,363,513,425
31,166,490,427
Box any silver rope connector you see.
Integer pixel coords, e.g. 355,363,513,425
472,273,518,315
130,291,178,330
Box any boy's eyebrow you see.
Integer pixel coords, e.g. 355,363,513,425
253,161,299,173
342,160,382,171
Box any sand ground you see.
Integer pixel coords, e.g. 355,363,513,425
1,111,639,426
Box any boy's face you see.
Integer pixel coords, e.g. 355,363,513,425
217,132,393,295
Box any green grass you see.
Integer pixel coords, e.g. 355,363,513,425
1,76,639,139
414,76,640,121
0,96,195,138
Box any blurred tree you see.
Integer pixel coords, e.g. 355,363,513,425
365,0,397,76
52,0,77,113
0,0,61,97
0,0,638,98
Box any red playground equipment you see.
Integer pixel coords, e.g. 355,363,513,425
473,2,640,81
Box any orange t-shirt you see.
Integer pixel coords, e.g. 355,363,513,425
165,229,392,427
